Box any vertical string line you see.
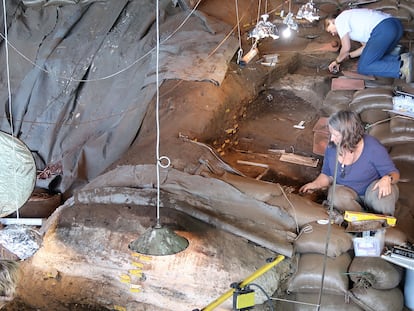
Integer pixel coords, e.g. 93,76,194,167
316,145,340,310
155,0,161,227
234,0,243,64
2,0,20,218
256,0,262,25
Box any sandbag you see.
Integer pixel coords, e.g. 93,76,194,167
390,143,414,162
363,0,398,11
268,194,329,229
352,88,393,102
294,292,363,311
349,98,393,114
287,253,351,295
384,8,412,22
368,122,414,147
390,115,414,133
348,257,403,290
294,221,353,257
350,287,404,311
384,226,408,246
359,109,390,125
399,0,414,17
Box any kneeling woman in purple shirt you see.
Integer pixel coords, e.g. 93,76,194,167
300,110,399,216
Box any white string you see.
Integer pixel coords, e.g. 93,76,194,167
2,0,20,218
154,0,171,228
155,0,161,227
316,146,341,310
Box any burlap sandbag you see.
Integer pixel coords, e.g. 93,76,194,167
359,108,390,126
294,292,363,311
383,7,412,22
368,121,414,147
390,143,414,162
390,115,414,134
384,226,408,247
294,221,353,257
352,88,393,102
350,287,404,311
287,253,351,295
266,193,330,228
349,98,393,115
348,257,403,290
394,200,414,245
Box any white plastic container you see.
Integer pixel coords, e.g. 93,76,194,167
405,268,414,310
353,230,385,257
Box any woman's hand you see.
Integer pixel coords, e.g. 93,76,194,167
300,174,331,193
299,182,318,193
373,175,393,198
328,60,340,73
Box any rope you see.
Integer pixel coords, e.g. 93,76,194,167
277,184,300,234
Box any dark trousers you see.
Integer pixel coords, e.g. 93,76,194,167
358,17,404,78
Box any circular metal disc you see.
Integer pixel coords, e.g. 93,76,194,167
0,131,36,217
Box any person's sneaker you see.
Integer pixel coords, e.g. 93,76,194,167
400,52,413,83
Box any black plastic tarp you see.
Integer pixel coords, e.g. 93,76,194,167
0,0,237,194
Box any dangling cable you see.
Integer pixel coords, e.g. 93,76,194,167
256,0,262,25
2,0,20,219
316,145,341,311
234,0,243,64
155,0,171,228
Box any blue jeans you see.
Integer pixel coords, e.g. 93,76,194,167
357,17,403,78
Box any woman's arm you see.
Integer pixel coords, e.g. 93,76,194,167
349,43,366,59
336,33,351,63
328,33,351,72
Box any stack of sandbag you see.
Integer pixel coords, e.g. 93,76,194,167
286,220,363,310
360,88,414,243
324,86,414,243
334,0,414,25
348,256,405,311
285,221,409,310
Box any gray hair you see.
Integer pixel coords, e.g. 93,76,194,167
328,110,365,151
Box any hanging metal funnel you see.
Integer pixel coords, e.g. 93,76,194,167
129,224,189,256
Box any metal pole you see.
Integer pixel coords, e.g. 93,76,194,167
199,255,285,311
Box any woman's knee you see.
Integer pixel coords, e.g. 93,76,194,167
328,185,362,212
364,182,399,215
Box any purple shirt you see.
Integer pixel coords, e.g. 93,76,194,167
322,135,398,195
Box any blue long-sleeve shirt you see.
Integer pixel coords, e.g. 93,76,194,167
322,135,399,195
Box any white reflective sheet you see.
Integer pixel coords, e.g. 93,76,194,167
0,131,36,217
